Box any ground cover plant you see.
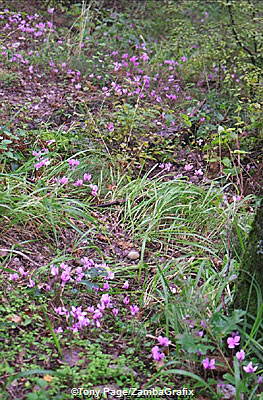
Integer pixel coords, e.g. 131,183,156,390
0,0,262,399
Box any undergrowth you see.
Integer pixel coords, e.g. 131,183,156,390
0,1,262,399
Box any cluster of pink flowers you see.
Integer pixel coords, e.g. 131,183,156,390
52,278,140,332
226,333,258,374
202,332,259,375
32,154,99,196
8,254,140,334
151,335,171,362
202,357,216,370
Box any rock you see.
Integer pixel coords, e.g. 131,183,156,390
127,250,140,260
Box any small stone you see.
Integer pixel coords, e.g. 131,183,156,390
127,250,140,260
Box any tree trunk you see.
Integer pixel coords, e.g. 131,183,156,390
234,199,263,314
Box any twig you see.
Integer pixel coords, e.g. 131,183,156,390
89,199,126,208
0,248,41,266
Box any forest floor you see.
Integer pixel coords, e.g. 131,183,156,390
0,1,262,399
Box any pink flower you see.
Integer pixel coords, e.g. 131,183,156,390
112,308,119,316
93,309,103,320
159,162,172,172
107,122,114,132
34,158,50,169
50,265,59,276
18,267,28,277
54,307,69,316
140,52,149,62
123,280,129,289
123,296,130,305
83,173,91,181
232,195,242,202
202,358,216,370
90,184,98,196
200,320,207,328
157,336,171,346
243,362,257,373
54,327,63,333
151,346,165,361
58,176,68,184
68,159,80,168
73,179,83,187
236,349,245,361
61,270,71,283
130,305,140,316
184,164,193,171
100,294,111,308
227,335,240,349
194,168,204,176
102,282,110,291
28,65,34,74
28,279,35,288
9,273,19,281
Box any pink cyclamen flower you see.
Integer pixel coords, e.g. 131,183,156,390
68,159,80,168
232,195,242,202
200,320,207,328
123,280,129,289
93,309,103,320
151,346,165,361
227,335,240,349
18,267,28,277
157,336,171,346
58,176,68,184
105,270,114,280
34,158,50,169
112,308,119,316
83,173,91,181
90,184,98,196
50,265,59,276
102,282,110,291
130,305,140,316
100,294,111,308
28,279,35,288
61,271,71,283
202,358,216,370
9,273,19,281
236,349,245,361
194,168,204,176
184,164,193,171
141,52,149,62
123,296,130,305
243,362,257,373
73,179,83,187
107,122,114,132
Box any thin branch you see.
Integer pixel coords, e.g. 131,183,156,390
89,199,126,208
227,3,256,66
